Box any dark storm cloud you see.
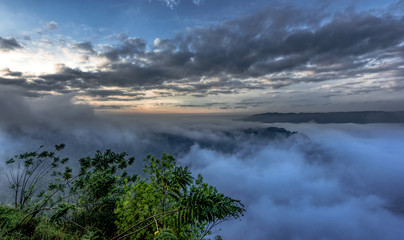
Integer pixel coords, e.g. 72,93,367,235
0,36,23,51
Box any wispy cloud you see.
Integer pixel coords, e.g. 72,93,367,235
46,21,59,31
157,0,203,9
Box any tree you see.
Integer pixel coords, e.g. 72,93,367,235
4,144,70,210
114,153,244,240
69,149,137,238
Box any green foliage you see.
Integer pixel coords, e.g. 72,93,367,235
115,179,160,239
154,228,178,240
114,153,245,240
69,149,137,238
5,144,70,210
1,146,245,240
178,174,244,224
0,205,26,238
0,205,79,240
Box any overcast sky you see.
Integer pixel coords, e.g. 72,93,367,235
1,0,404,113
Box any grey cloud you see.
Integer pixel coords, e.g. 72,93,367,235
46,21,59,31
0,87,34,129
96,104,136,110
177,102,252,110
4,4,404,108
188,10,404,78
99,62,172,85
22,35,31,41
0,68,23,77
73,42,95,54
38,65,99,90
91,96,153,102
176,103,221,108
0,76,46,98
2,64,173,97
102,37,146,61
0,36,23,51
0,88,96,134
191,94,206,98
84,89,145,98
48,7,322,91
96,7,404,91
30,94,96,127
0,77,29,89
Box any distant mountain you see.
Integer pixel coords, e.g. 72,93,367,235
149,127,296,156
244,111,404,124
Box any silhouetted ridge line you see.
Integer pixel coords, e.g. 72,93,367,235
244,111,404,123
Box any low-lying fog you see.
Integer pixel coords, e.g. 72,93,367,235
1,94,404,239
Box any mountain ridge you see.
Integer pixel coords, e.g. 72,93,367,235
244,111,404,123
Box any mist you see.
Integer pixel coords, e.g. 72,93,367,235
1,92,404,239
180,123,404,239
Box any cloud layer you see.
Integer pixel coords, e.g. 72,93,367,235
1,2,404,111
179,123,404,239
1,93,404,239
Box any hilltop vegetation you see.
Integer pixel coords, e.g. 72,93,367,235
0,145,244,240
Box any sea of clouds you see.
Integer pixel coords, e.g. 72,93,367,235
1,91,404,239
180,123,404,239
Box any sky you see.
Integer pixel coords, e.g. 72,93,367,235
1,0,404,113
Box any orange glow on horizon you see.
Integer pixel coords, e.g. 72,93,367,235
94,107,242,115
